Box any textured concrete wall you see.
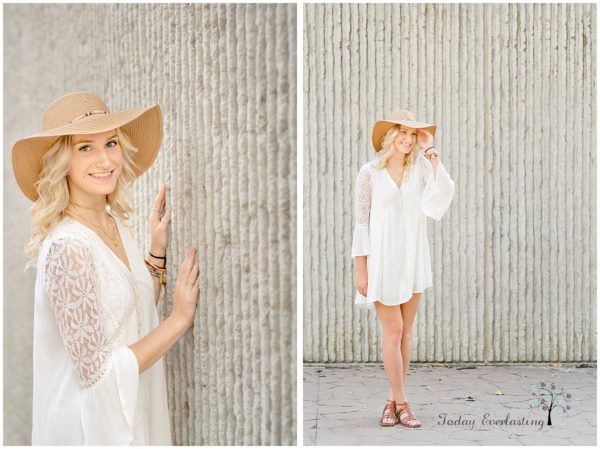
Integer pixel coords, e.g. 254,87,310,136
304,3,596,363
4,4,296,445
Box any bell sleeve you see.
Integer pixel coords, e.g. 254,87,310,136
420,155,455,221
351,165,372,258
44,237,139,445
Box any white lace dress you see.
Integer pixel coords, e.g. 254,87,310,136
31,212,172,445
351,153,455,308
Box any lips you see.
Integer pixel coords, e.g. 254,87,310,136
89,169,115,180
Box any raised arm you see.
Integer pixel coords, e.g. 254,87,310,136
419,154,455,221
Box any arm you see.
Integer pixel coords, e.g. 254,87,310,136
130,246,200,373
44,238,139,443
351,166,372,296
148,182,173,306
420,153,455,220
128,315,189,373
148,248,165,306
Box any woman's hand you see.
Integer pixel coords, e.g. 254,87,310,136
171,246,201,328
418,130,434,152
356,256,368,296
149,182,173,256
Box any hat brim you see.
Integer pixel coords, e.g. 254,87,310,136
12,104,163,201
372,119,437,151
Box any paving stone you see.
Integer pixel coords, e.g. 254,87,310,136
304,364,596,446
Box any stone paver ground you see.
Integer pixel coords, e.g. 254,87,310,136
304,363,596,446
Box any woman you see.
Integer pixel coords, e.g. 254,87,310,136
351,111,455,428
11,92,200,444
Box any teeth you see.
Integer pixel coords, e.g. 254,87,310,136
90,171,112,178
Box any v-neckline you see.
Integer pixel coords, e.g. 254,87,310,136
385,166,405,189
65,213,133,275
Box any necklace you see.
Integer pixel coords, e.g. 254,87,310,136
68,200,107,212
64,208,120,250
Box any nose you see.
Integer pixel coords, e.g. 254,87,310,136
94,147,113,169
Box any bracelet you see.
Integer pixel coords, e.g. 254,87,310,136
425,146,435,153
145,259,167,285
149,251,166,260
424,148,439,160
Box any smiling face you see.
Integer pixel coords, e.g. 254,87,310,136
67,129,123,203
393,125,419,154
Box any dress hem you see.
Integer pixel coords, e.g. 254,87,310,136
355,285,431,309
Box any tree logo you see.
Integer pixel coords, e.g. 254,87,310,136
530,382,572,426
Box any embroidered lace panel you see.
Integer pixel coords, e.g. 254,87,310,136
44,237,110,389
355,165,373,225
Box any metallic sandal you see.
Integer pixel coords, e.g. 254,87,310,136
380,400,398,427
395,401,422,428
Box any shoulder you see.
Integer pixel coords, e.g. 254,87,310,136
39,220,94,266
357,159,380,177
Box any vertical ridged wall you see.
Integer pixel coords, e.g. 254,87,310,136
304,3,596,363
4,4,296,445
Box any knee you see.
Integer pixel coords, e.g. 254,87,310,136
401,329,413,345
384,325,403,346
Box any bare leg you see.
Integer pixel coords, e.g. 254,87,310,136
374,302,406,407
400,293,421,381
396,292,422,428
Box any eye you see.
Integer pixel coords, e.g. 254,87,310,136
106,139,118,148
78,145,92,152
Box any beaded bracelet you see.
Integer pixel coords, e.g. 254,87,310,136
145,258,167,285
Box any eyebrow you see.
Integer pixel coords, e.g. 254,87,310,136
73,134,118,145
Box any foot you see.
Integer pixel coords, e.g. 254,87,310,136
395,401,422,428
380,400,398,426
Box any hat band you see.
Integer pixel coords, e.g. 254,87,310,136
67,109,108,125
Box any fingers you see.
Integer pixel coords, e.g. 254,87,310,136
157,207,173,229
192,270,200,293
187,254,200,286
179,246,196,274
151,182,168,219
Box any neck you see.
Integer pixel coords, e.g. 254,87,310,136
388,150,407,167
66,191,110,226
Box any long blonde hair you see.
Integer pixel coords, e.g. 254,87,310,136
25,128,140,268
375,124,420,172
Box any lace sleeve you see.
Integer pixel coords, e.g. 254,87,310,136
351,165,372,257
354,165,372,225
44,237,110,389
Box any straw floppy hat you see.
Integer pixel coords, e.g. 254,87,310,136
372,110,437,151
12,91,163,201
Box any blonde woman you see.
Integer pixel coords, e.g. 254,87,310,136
11,92,200,444
351,111,455,428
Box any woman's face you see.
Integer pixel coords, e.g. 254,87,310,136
393,125,418,154
67,129,123,200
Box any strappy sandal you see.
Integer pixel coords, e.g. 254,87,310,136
395,401,422,428
380,400,398,427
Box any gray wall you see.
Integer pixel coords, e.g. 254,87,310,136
303,3,596,363
4,4,296,445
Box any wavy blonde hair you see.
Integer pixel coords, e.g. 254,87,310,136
25,128,140,268
375,124,420,172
